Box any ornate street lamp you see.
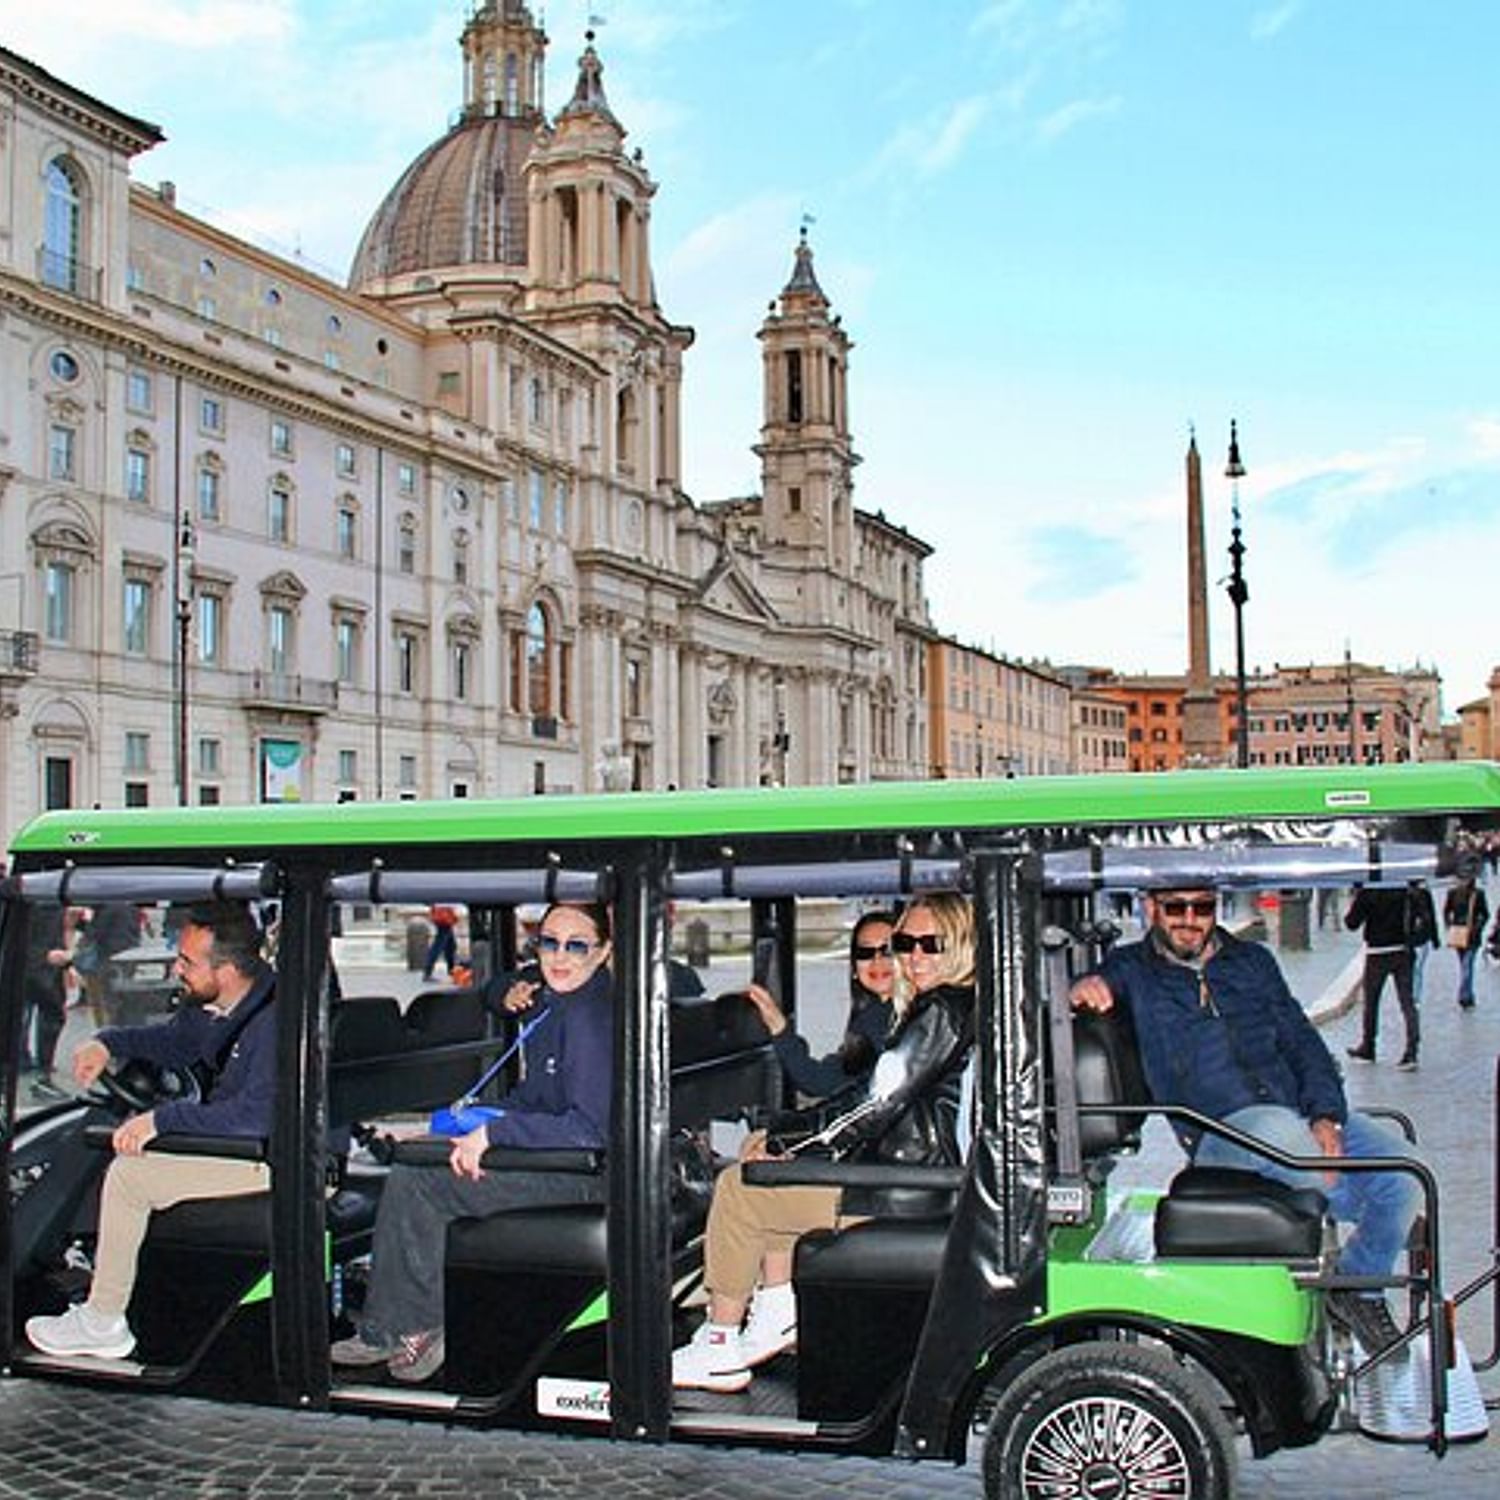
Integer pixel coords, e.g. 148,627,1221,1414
175,515,195,806
1224,421,1249,769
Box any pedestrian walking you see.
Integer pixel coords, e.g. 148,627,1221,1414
1343,885,1421,1069
1444,871,1489,1010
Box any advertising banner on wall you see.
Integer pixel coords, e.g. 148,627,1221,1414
259,738,304,803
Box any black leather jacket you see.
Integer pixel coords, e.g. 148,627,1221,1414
773,982,974,1167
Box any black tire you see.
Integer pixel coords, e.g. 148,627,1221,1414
982,1340,1237,1500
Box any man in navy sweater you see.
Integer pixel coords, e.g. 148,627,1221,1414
26,901,274,1360
1071,885,1420,1356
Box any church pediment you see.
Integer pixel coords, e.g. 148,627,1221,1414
695,553,778,624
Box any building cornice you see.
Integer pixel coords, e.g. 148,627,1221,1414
1,46,163,155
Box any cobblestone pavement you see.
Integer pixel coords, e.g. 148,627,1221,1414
5,903,1499,1497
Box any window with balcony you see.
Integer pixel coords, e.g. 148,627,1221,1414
453,639,472,701
43,158,85,293
198,464,222,522
43,561,74,643
335,618,359,686
268,484,293,543
197,592,223,665
396,630,418,694
123,578,150,655
267,605,293,675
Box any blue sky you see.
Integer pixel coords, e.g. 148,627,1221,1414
8,0,1496,712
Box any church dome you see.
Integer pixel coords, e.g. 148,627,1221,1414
347,113,534,289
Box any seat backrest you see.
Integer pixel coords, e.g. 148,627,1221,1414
668,992,778,1130
1071,1008,1149,1158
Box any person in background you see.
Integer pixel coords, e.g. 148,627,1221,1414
21,902,72,1100
740,910,898,1100
673,894,973,1394
1444,870,1489,1010
1071,884,1420,1356
74,902,142,1029
421,904,460,983
1343,884,1421,1070
1406,879,1439,1005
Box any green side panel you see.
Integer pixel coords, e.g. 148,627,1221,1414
565,1288,609,1333
238,1234,328,1308
11,761,1500,857
1046,1255,1317,1346
241,1270,272,1307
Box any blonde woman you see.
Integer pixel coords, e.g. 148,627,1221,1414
673,892,975,1393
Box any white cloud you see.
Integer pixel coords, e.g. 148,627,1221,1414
1468,415,1500,456
1250,2,1302,42
867,93,998,183
1036,93,1121,143
1,0,294,73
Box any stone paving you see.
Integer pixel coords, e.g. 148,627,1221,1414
4,904,1498,1496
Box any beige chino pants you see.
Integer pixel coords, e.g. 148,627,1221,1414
89,1153,271,1317
702,1162,848,1302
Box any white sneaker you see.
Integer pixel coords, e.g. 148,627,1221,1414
741,1284,797,1367
26,1303,135,1360
672,1321,751,1393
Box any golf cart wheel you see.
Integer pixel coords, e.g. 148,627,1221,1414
982,1340,1236,1500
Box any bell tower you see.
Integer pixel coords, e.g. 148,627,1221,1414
755,230,856,564
524,32,656,311
460,0,546,122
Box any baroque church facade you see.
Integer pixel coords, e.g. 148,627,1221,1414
0,2,933,840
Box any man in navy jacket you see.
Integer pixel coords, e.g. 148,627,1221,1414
26,902,274,1361
1071,885,1419,1355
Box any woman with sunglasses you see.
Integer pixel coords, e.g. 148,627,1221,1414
331,902,613,1385
674,892,974,1394
741,910,898,1100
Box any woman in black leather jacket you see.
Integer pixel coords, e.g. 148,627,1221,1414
672,893,975,1394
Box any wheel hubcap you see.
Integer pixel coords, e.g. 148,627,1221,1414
1020,1395,1191,1498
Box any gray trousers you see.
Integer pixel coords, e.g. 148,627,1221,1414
361,1163,605,1340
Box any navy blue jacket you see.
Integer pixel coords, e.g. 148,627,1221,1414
483,967,614,1150
1096,931,1347,1142
99,964,276,1138
771,996,893,1099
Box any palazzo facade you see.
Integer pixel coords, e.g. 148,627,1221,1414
0,3,933,840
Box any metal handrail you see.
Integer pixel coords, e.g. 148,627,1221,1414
1077,1098,1454,1455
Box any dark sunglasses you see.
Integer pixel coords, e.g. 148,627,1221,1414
538,934,598,957
851,942,892,961
1156,898,1217,919
891,931,945,955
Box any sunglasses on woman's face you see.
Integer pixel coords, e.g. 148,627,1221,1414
891,931,945,955
852,942,891,961
538,934,598,957
1156,897,1217,919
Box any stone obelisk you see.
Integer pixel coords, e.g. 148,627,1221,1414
1181,431,1221,764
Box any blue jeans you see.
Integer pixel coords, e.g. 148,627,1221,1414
1194,1104,1421,1281
1457,946,1478,1005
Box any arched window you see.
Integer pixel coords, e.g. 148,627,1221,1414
43,158,83,292
526,601,550,716
504,53,519,115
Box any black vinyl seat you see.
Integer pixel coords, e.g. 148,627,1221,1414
1154,1165,1327,1260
